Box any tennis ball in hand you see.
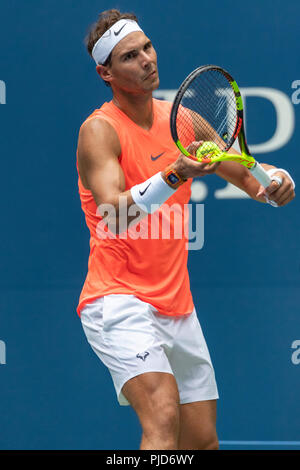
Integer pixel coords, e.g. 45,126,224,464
196,141,221,161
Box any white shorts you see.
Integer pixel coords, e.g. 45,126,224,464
80,294,219,406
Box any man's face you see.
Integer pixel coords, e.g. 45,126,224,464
98,32,160,94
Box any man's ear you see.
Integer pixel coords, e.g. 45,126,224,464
96,65,113,84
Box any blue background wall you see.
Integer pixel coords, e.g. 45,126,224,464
0,0,299,450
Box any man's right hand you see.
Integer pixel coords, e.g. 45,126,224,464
172,141,221,180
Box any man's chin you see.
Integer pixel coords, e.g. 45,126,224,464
153,77,160,90
145,76,160,92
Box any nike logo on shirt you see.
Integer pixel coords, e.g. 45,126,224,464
139,183,151,196
151,152,165,161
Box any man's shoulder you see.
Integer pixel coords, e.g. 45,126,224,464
78,107,120,149
82,101,112,122
80,101,118,132
153,99,173,125
153,98,172,110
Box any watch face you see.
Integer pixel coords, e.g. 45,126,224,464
168,173,179,184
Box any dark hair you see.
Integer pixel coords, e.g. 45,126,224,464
85,9,138,68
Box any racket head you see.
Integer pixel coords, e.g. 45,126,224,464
170,65,247,159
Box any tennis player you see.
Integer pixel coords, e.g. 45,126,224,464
77,9,295,450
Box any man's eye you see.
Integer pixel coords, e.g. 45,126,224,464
124,52,136,61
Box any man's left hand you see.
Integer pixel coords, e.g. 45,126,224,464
256,171,295,206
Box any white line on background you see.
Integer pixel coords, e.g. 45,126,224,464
220,441,300,446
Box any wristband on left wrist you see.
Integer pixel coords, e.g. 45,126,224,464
267,168,295,189
264,167,295,207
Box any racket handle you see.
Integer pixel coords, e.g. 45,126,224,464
250,162,272,188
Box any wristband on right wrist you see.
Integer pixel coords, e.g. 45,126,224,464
130,171,177,214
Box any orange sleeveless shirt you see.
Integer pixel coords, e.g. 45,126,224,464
76,98,195,317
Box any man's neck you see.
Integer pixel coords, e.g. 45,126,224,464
112,90,154,131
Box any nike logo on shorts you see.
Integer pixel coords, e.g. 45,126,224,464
114,24,127,36
151,152,165,161
139,183,151,196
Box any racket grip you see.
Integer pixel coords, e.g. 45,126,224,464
250,162,272,188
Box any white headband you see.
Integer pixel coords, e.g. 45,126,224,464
92,19,143,65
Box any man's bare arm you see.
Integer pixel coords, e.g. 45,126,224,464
178,109,295,206
77,118,134,207
77,120,221,220
216,148,295,206
77,118,140,232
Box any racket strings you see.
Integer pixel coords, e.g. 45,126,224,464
176,69,238,152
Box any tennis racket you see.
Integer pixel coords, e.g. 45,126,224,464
170,64,272,188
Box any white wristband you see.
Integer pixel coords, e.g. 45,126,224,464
267,168,295,189
265,168,295,207
130,172,177,214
